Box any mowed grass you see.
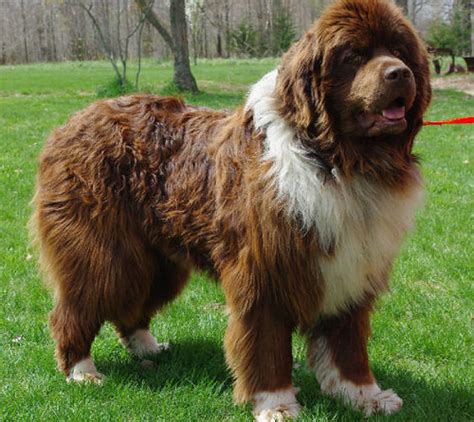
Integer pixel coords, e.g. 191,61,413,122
0,60,473,421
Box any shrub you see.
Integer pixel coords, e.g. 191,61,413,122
96,77,135,98
271,10,296,56
229,21,259,57
427,7,471,56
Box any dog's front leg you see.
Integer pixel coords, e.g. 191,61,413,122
307,302,403,416
224,304,300,421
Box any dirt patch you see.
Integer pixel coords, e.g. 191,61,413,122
431,74,474,96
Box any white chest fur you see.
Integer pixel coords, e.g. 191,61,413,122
315,175,423,315
247,70,424,316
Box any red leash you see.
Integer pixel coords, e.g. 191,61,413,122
423,116,474,126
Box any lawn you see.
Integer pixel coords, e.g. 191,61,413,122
0,60,472,421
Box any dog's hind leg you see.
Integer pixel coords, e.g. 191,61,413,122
46,231,159,380
49,300,105,383
44,232,152,381
114,253,190,358
33,193,159,381
37,221,110,382
224,303,300,421
307,302,403,416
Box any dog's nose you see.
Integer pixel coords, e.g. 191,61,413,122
384,65,413,82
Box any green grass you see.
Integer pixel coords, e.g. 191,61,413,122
0,60,473,421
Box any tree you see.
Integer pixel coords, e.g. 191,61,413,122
427,0,472,57
136,0,198,93
229,20,259,56
409,0,425,25
192,0,232,58
20,0,29,63
271,2,296,56
74,0,152,93
456,0,472,56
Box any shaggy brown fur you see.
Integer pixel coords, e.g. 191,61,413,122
31,0,431,419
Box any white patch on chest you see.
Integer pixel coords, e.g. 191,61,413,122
246,71,424,316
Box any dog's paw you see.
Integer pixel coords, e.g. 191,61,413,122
67,371,105,384
322,379,403,416
120,329,170,357
359,388,403,416
310,337,403,416
67,357,105,384
254,404,300,422
253,387,300,421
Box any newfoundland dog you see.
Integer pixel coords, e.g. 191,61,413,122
31,0,431,419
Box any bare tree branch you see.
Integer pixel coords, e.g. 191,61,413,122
135,0,174,50
72,1,122,81
66,0,153,92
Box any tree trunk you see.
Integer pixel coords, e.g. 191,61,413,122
224,0,231,58
20,0,29,63
255,0,266,56
170,0,198,92
217,33,223,57
48,5,58,61
137,0,198,93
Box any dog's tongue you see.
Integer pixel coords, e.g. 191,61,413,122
382,106,405,120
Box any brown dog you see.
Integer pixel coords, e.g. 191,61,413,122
31,0,431,419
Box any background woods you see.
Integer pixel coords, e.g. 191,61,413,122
1,0,472,67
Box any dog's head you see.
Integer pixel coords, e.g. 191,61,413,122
276,0,431,159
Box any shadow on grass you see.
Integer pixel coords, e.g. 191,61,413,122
98,340,472,420
99,337,233,392
295,362,473,420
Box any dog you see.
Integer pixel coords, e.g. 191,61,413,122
30,0,431,419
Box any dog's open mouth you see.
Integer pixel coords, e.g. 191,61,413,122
356,97,408,136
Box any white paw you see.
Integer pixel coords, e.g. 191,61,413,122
67,357,105,384
253,387,300,421
323,380,403,416
255,407,298,422
361,388,403,416
254,403,300,422
309,337,403,416
120,329,170,357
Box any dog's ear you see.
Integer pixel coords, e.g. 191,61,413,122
275,32,323,133
403,34,432,156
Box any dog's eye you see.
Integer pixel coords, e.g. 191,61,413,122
342,49,367,65
392,49,402,58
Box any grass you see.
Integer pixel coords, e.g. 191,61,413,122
0,59,473,421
